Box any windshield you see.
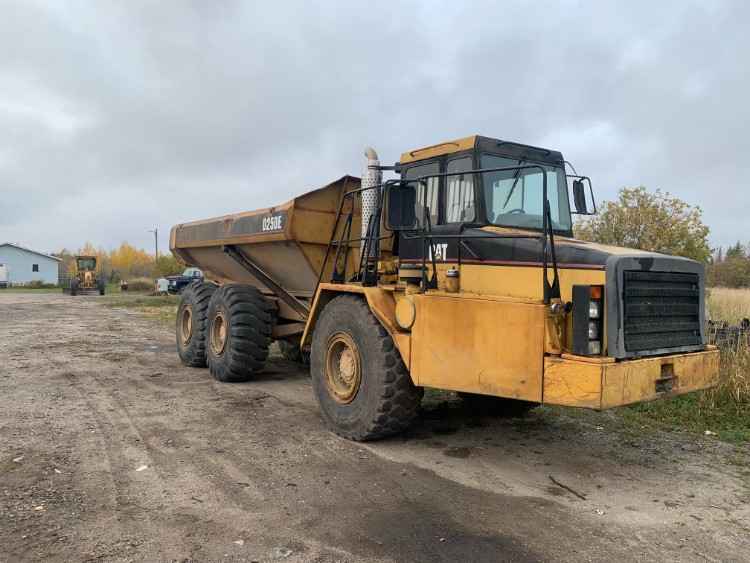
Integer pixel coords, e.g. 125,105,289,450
77,258,96,271
481,154,572,232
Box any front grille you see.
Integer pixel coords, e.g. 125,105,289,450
622,270,702,353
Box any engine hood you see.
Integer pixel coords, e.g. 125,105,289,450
398,224,701,271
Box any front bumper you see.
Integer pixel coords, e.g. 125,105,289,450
543,347,720,409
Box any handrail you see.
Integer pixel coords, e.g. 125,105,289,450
405,164,561,303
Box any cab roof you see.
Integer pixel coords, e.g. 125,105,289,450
399,135,564,166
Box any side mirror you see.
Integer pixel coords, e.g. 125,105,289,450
568,176,597,215
385,183,417,230
572,179,588,214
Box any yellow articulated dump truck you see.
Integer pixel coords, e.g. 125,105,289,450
170,135,719,441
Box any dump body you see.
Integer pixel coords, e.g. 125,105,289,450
170,176,362,304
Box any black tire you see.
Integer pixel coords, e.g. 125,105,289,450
278,337,310,366
310,295,423,441
176,281,217,367
70,278,79,296
457,392,538,417
206,284,275,382
98,282,106,296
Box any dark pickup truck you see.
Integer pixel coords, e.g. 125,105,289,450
167,267,203,294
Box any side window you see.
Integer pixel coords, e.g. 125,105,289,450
445,157,475,223
32,264,39,272
404,162,440,227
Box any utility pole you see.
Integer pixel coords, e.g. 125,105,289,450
148,228,159,261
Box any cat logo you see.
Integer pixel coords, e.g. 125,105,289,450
428,243,448,261
262,214,284,232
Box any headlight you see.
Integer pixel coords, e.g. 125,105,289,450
588,300,601,319
588,321,599,340
572,285,605,356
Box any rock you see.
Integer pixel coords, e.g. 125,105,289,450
273,547,293,559
12,456,24,463
135,465,148,472
233,539,244,546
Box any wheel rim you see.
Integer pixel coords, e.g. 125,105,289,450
179,305,193,346
325,332,362,404
210,311,227,356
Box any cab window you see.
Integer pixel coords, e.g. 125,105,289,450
445,157,475,223
404,161,439,227
481,154,572,232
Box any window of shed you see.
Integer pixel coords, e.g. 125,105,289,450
32,264,39,272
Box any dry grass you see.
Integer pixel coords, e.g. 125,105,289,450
102,293,180,325
703,286,750,436
707,287,750,324
706,286,750,409
125,277,156,292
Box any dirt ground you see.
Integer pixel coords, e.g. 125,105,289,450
1,293,749,563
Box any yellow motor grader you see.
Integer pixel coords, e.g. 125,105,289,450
63,255,106,296
170,135,719,441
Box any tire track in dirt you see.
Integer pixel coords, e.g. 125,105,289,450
62,370,176,560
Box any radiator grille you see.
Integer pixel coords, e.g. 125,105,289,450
622,270,702,352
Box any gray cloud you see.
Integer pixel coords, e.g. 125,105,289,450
1,0,748,254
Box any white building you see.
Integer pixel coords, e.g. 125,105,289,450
0,243,61,286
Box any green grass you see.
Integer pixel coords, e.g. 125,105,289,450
619,392,750,444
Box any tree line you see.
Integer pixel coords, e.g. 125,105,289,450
53,242,184,282
709,243,750,288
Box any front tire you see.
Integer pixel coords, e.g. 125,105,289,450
176,281,216,367
310,295,423,441
206,284,275,382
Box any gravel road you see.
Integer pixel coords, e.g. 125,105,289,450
1,292,749,562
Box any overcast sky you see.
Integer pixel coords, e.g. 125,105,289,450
1,0,748,255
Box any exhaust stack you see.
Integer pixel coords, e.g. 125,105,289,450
361,147,382,258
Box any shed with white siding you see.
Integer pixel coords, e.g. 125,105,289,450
0,243,61,286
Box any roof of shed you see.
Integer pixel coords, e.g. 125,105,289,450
0,242,62,262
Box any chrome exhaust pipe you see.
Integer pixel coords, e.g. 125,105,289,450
361,147,382,258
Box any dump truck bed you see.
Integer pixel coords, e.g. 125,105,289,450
170,176,362,298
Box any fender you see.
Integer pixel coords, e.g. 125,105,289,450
301,283,412,370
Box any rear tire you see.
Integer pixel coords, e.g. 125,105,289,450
310,295,423,441
70,278,79,296
206,284,275,382
176,281,217,367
